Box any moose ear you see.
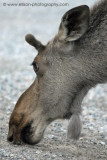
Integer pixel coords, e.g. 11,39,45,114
25,34,45,51
58,5,90,41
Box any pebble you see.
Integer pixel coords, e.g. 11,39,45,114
10,154,14,157
100,142,105,145
52,155,57,158
36,150,41,154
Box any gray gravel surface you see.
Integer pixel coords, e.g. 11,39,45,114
0,0,107,159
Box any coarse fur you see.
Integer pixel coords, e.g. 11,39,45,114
8,0,107,145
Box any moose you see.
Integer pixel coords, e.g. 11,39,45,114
7,0,107,145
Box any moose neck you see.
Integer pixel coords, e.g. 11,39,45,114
72,31,107,86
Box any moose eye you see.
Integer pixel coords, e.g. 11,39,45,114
32,62,39,73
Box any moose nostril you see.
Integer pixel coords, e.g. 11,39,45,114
21,122,34,144
7,135,13,142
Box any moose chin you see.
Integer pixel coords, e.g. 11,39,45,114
8,0,107,145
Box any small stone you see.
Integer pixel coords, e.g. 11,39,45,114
100,142,105,145
10,153,14,157
36,150,41,154
59,154,62,157
52,155,57,158
88,126,94,130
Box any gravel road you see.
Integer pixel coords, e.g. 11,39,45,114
0,0,107,159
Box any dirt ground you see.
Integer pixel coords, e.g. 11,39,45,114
0,0,107,159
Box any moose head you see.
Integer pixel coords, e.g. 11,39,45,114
7,3,107,145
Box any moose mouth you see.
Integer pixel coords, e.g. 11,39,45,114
21,123,36,144
7,119,46,145
7,133,13,142
7,123,34,145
